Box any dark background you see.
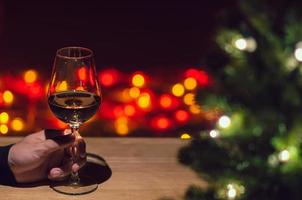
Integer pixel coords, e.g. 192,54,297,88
0,1,234,73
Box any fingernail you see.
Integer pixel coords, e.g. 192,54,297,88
52,170,63,177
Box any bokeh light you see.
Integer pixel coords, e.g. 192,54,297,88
155,117,170,130
235,38,247,50
209,129,220,138
180,132,191,139
0,112,9,124
3,90,14,104
11,118,24,131
218,115,231,128
77,67,87,81
129,87,140,98
124,105,136,116
0,124,8,134
115,117,129,136
159,94,173,109
189,104,201,114
99,68,119,87
184,77,197,90
131,73,145,87
294,48,302,61
175,110,189,122
183,93,195,105
24,69,38,83
172,83,185,97
137,92,151,109
278,149,290,162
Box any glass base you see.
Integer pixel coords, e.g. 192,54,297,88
51,176,98,195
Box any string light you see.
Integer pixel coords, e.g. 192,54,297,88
137,92,151,109
184,77,197,90
218,115,231,128
234,37,257,52
180,132,191,139
0,112,9,124
294,47,302,61
235,38,247,50
183,93,195,105
189,104,201,114
131,73,145,87
129,87,140,98
175,110,189,122
0,124,8,134
278,149,290,162
11,118,24,131
159,94,173,109
24,69,38,83
124,105,135,116
99,69,119,87
3,90,14,105
172,83,185,97
209,129,220,138
227,184,237,199
115,117,129,136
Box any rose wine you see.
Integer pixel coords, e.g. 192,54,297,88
48,91,101,124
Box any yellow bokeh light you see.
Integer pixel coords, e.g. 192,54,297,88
180,133,191,140
11,118,24,131
0,112,9,124
3,90,14,104
189,104,201,114
184,77,197,90
0,124,8,134
124,105,135,116
115,117,129,136
129,87,140,98
172,83,185,97
183,93,195,105
24,69,38,83
57,81,68,91
137,93,151,108
132,74,145,87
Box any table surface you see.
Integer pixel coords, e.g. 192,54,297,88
0,138,206,200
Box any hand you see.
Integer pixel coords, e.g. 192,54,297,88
8,129,86,183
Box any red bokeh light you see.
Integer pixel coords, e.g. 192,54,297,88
159,94,179,110
77,66,87,82
99,68,120,87
151,115,172,130
174,110,189,123
185,68,210,86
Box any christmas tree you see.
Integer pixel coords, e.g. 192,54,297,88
178,0,302,199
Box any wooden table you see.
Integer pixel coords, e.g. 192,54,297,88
0,138,206,200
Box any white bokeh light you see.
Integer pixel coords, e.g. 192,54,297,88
294,48,302,61
235,38,247,50
218,115,231,129
278,150,290,162
209,129,220,138
227,184,237,199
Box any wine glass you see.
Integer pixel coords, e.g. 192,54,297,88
47,47,101,195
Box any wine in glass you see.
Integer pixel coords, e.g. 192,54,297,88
47,47,101,195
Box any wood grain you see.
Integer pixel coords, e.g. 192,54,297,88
0,138,206,200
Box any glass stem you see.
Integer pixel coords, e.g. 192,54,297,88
70,123,80,185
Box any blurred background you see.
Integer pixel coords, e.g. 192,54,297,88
0,1,233,137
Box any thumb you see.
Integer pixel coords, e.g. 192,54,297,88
42,129,75,154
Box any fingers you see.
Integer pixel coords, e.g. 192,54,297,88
48,137,87,181
42,129,75,154
48,156,86,181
